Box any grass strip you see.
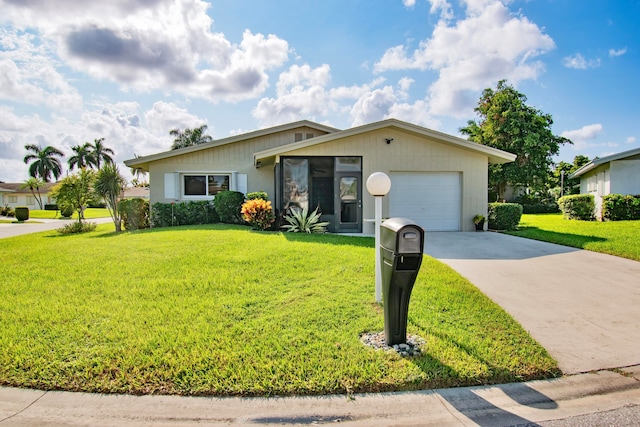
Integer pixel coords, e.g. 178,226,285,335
506,213,640,261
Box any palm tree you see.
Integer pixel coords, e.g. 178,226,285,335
20,177,45,210
170,124,213,150
89,138,115,169
68,143,96,171
129,153,148,186
94,164,127,232
23,144,64,182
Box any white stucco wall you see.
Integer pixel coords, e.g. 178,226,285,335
610,160,640,195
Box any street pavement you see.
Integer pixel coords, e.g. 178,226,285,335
1,228,639,425
0,216,113,238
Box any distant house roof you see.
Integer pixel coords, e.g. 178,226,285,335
569,146,640,179
124,120,340,171
123,187,150,199
0,182,58,194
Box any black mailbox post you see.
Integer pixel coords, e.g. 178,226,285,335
380,217,425,346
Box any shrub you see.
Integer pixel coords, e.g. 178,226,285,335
246,191,269,201
2,204,14,217
558,194,595,221
488,203,523,230
514,194,559,214
282,206,329,233
56,221,97,234
241,199,275,230
602,194,640,221
60,205,74,218
214,191,245,224
44,204,58,211
14,207,29,221
150,201,218,227
117,198,150,231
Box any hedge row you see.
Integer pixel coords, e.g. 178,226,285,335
487,203,522,231
151,200,219,227
558,195,595,221
602,194,640,221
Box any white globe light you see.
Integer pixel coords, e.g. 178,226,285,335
366,172,391,196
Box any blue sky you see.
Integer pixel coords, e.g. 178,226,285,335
1,0,639,182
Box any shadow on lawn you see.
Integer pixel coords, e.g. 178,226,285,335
86,223,375,248
507,226,608,249
408,319,560,426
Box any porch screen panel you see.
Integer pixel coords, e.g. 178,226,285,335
283,158,308,210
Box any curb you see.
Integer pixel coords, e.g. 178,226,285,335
1,366,639,426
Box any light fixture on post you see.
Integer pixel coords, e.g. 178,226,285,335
366,172,391,304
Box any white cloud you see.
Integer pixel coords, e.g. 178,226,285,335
609,47,627,57
253,64,389,128
0,99,211,182
561,124,603,149
0,0,289,102
386,100,441,129
374,1,554,117
350,86,398,126
403,0,417,8
626,136,636,144
428,0,454,20
144,102,199,137
563,53,600,69
0,28,83,110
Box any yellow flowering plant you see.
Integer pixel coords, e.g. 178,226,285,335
241,199,275,230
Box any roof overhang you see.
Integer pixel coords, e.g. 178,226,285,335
254,119,516,166
124,120,340,172
569,146,640,179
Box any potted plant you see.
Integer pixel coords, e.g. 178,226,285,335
473,214,486,231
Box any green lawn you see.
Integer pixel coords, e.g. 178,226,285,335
0,224,558,396
26,208,110,220
506,213,640,261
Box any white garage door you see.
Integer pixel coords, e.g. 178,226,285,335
389,172,461,231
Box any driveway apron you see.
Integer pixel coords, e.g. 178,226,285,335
423,232,640,375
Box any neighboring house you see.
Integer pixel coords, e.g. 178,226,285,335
569,146,640,218
124,119,516,232
0,182,57,209
122,186,150,200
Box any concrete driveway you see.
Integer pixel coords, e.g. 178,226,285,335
423,232,640,375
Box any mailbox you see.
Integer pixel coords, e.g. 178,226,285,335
380,217,425,346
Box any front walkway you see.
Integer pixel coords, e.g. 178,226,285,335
423,232,640,374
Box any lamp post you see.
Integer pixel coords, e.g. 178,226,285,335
366,172,391,303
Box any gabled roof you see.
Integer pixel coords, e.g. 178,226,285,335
569,146,640,179
0,182,57,193
124,120,340,171
254,118,516,165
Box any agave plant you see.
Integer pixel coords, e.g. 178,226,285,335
282,206,330,233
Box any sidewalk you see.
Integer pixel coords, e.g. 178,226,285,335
1,366,639,426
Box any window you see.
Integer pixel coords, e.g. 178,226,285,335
26,196,35,205
8,195,17,203
183,174,229,197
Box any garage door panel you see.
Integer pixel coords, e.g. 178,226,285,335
389,172,461,231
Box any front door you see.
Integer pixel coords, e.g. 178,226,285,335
335,172,362,233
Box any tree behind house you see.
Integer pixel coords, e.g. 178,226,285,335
170,125,213,150
21,177,45,210
460,80,571,201
50,169,97,222
23,144,64,182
